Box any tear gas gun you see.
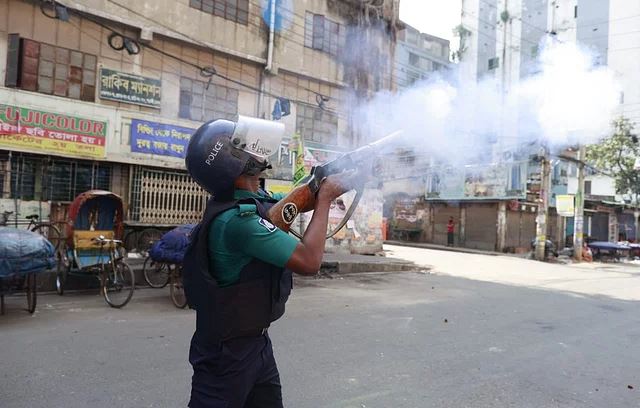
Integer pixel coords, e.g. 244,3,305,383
267,131,403,239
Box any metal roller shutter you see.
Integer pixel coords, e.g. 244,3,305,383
465,204,498,251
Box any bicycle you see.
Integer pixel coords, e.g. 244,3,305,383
142,255,187,308
91,235,135,308
0,210,63,252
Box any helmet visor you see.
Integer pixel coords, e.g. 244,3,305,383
232,115,285,162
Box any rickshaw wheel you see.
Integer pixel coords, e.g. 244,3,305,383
25,273,37,314
55,253,69,296
102,261,135,308
170,266,188,309
143,256,170,288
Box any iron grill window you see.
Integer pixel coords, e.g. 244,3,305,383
0,154,109,202
179,77,238,122
189,0,249,25
10,157,37,201
45,160,111,202
130,166,209,224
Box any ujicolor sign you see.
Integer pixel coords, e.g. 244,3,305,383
0,104,107,158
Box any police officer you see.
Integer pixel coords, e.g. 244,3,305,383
184,116,351,408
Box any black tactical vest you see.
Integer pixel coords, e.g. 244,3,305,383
183,196,293,344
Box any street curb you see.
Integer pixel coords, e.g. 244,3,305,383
319,260,422,275
384,240,502,256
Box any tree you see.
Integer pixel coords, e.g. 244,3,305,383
586,117,640,239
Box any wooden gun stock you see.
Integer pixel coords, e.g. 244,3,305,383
267,183,317,232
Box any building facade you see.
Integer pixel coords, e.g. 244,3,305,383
384,0,629,252
0,0,400,253
394,23,450,89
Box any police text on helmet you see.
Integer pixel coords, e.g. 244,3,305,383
205,141,225,165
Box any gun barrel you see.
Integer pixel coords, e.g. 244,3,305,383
368,130,404,149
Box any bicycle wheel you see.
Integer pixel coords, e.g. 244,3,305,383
101,261,135,308
25,273,37,314
170,266,188,309
31,223,62,253
143,256,169,288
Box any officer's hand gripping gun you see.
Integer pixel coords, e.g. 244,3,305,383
267,131,403,239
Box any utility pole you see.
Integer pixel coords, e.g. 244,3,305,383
535,153,550,261
573,145,586,261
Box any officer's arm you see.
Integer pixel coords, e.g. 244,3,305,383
286,177,344,275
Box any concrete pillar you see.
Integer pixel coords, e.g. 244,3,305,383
557,215,566,249
497,201,507,252
425,203,434,242
609,212,618,242
535,156,551,261
574,146,586,261
459,205,466,247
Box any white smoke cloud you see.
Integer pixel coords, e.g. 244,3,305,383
353,39,620,165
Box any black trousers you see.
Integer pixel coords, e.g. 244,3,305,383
189,332,282,408
447,232,454,246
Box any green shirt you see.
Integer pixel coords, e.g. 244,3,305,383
208,189,298,287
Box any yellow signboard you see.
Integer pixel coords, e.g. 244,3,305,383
556,194,575,217
0,104,107,159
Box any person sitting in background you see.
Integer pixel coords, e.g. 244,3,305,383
582,241,593,263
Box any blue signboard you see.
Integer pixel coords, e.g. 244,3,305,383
130,119,194,158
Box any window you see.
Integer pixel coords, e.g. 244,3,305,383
488,57,500,70
585,180,592,195
4,36,96,101
44,160,111,202
409,52,420,67
407,71,420,86
9,156,37,201
0,154,110,202
296,104,338,146
304,12,345,56
509,163,522,191
179,77,238,122
189,0,249,25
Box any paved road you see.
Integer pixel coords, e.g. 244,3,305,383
1,246,638,407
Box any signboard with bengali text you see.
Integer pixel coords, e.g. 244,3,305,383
0,104,106,159
130,119,194,158
99,68,161,108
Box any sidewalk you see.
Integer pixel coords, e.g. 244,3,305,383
384,240,505,256
34,250,422,294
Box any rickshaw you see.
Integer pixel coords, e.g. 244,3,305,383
56,190,135,308
0,228,56,315
142,224,195,309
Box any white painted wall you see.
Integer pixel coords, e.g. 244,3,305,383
567,174,618,198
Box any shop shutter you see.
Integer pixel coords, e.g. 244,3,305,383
465,204,498,251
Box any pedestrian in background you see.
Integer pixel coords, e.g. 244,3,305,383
447,217,455,247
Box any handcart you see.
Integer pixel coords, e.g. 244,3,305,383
56,190,135,308
0,227,56,315
142,224,195,309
